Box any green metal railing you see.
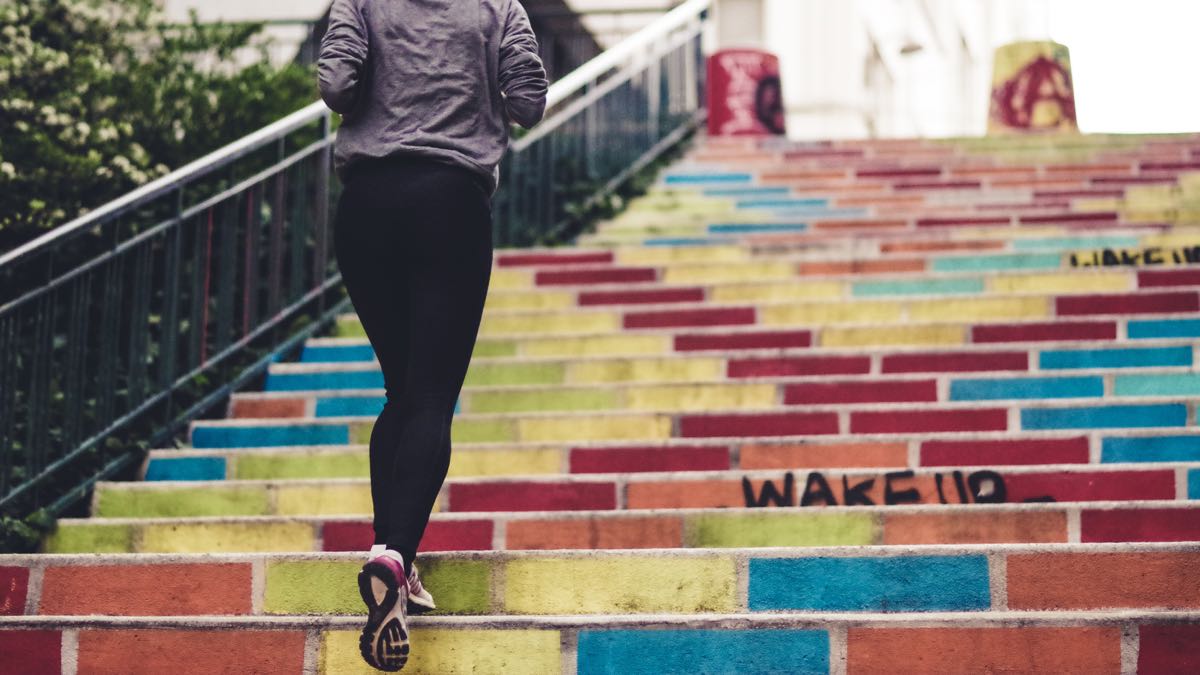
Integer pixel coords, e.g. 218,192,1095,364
0,104,344,520
0,0,711,526
495,0,710,245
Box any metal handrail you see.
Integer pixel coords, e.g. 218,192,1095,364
541,0,710,113
0,0,711,531
0,102,339,524
0,101,329,271
497,0,710,244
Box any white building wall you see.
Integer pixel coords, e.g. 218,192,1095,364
761,0,1052,140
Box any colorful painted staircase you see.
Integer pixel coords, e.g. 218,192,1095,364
6,132,1200,673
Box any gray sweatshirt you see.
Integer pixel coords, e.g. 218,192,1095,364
318,0,549,191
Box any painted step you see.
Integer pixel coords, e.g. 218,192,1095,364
473,251,1200,302
317,316,1200,361
3,613,1198,675
140,429,1200,483
336,286,1200,337
491,229,1200,271
233,365,1200,419
187,398,1200,448
6,544,1200,618
90,462,1200,518
295,335,1198,375
44,501,1200,554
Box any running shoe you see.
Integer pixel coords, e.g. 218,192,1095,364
366,545,436,614
406,563,436,614
358,551,410,672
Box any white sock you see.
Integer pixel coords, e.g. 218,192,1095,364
381,549,405,567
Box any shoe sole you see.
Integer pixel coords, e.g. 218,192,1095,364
359,562,410,672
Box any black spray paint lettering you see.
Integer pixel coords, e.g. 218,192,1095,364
742,470,1054,508
1070,246,1200,268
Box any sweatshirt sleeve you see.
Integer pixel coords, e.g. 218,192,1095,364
318,0,369,115
498,0,549,128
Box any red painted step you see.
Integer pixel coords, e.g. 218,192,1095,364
448,481,616,512
679,412,840,438
784,379,938,405
497,251,614,267
1081,509,1200,543
579,287,705,306
675,330,812,352
972,321,1118,343
851,408,1008,434
0,630,60,674
1020,211,1118,224
0,566,29,616
920,437,1090,467
917,215,1010,228
881,351,1029,373
1056,291,1199,316
1004,470,1176,503
1138,269,1200,288
624,307,755,329
855,167,942,178
728,355,871,378
894,180,982,191
569,445,731,473
321,519,495,553
1138,625,1200,673
535,267,656,285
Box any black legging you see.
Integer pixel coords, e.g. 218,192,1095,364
333,155,493,568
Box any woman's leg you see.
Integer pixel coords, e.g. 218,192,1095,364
333,169,412,548
333,159,493,568
379,166,493,565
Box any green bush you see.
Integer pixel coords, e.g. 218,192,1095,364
0,0,317,252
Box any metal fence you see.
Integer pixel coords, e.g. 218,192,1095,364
0,0,711,523
495,0,709,245
0,104,344,519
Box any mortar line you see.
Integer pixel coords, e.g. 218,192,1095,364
251,558,266,615
24,563,44,616
987,552,1008,611
1120,622,1140,675
61,628,79,675
828,624,849,675
302,628,321,675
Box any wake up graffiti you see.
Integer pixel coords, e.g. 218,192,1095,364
741,470,1055,508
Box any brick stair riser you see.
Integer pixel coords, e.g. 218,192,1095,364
332,306,1200,347
3,614,1199,675
230,366,1200,421
44,502,1200,554
454,266,1200,308
297,331,1200,368
90,462,1200,519
454,268,1200,311
142,429,1200,483
490,228,1200,267
6,544,1200,618
186,398,1200,449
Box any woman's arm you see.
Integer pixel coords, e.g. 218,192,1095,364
318,0,369,115
498,0,548,129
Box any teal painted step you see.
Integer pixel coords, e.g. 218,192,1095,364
1040,346,1193,369
577,629,828,675
931,253,1063,272
853,277,984,297
663,172,753,184
1013,236,1141,251
1022,404,1187,430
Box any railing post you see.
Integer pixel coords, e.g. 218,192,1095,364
314,111,333,314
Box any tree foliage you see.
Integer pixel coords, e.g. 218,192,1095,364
0,0,317,251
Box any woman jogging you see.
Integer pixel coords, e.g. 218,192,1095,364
318,1,547,670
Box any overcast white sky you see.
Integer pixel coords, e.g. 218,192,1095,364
1042,0,1200,133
